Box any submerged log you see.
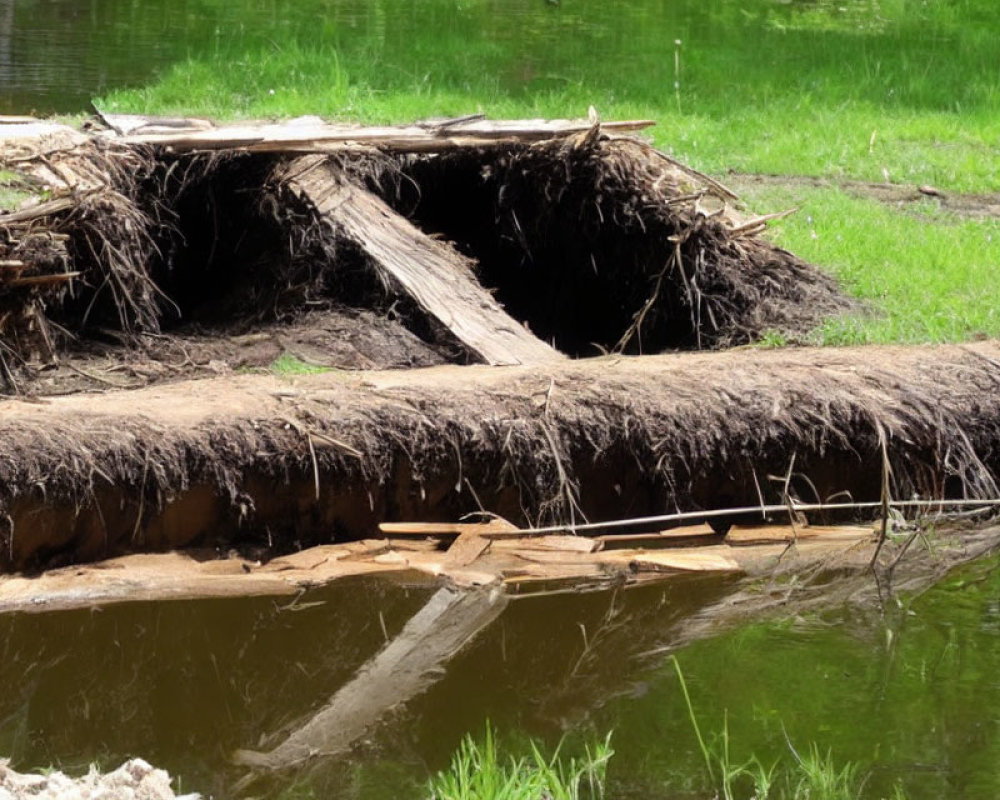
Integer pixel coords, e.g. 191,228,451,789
233,585,508,771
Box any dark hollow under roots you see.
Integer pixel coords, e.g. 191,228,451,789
389,138,856,355
1,135,857,386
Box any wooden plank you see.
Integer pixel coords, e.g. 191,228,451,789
491,535,600,553
233,585,508,771
284,156,562,366
512,550,605,566
385,538,442,553
441,567,501,587
442,532,492,567
6,271,80,287
501,562,606,582
92,113,215,136
0,195,77,223
115,116,656,154
597,523,718,546
725,524,875,547
629,549,742,573
378,519,520,537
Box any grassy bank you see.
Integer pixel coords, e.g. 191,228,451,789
97,0,1000,345
429,709,906,800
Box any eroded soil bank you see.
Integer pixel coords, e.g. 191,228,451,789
1,340,999,573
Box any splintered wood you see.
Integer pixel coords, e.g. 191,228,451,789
363,519,877,587
0,520,879,613
281,155,563,366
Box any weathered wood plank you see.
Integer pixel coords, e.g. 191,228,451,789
442,532,492,567
286,156,563,366
725,524,875,546
596,523,718,546
628,548,743,573
111,115,656,154
378,519,520,537
492,534,600,553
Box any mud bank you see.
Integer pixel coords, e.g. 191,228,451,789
1,115,997,581
0,341,998,572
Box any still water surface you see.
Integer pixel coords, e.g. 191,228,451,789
0,555,998,798
0,0,965,114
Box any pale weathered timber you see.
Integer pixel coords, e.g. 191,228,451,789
627,548,743,573
377,520,520,537
491,534,601,553
101,113,656,154
232,585,508,771
441,531,492,567
283,155,563,366
725,524,875,546
596,523,719,547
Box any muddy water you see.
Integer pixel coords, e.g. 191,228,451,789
0,555,998,799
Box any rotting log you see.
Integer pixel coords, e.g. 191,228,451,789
280,155,563,366
232,585,508,772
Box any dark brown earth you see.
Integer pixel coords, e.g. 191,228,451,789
2,119,998,584
25,306,448,396
2,339,999,573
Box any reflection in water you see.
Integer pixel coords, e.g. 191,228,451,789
234,585,509,776
0,1,13,81
0,556,999,798
0,555,997,798
1,0,929,115
0,572,735,798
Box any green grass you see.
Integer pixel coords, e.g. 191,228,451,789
97,1,1000,192
101,56,1000,194
427,724,612,800
94,0,1000,347
739,184,1000,345
270,353,330,376
0,169,42,212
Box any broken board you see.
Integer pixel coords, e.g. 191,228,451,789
725,524,875,546
282,155,564,367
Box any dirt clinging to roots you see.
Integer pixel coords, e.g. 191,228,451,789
0,342,998,571
1,131,856,389
395,137,857,355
